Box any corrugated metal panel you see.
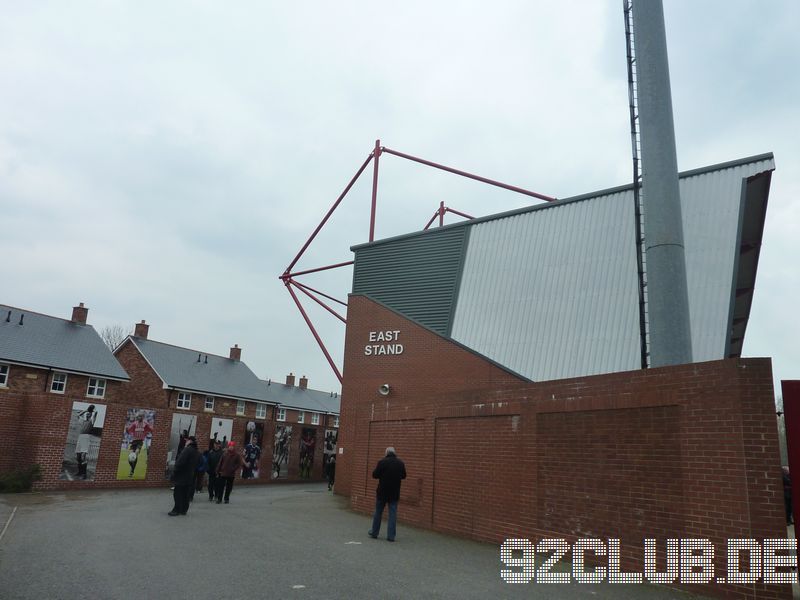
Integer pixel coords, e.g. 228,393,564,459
352,227,467,336
451,194,641,381
679,156,774,361
449,155,775,382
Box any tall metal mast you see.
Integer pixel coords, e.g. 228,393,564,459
627,0,693,368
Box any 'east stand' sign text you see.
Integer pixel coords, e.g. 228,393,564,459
365,330,404,356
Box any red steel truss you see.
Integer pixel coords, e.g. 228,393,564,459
279,140,556,383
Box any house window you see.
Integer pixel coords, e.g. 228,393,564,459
86,378,106,398
236,400,246,416
51,372,68,394
297,411,305,424
334,416,339,428
205,396,215,411
255,404,267,419
311,412,320,425
0,363,9,387
276,407,286,422
177,392,191,410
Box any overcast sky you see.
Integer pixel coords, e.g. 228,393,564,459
1,1,797,396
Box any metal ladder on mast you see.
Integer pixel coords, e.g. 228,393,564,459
623,0,650,369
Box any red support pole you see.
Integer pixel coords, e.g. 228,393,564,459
284,153,374,276
381,146,556,202
439,201,445,227
422,210,439,230
289,279,347,323
284,283,343,383
292,280,348,307
281,260,354,280
369,139,381,242
445,206,474,220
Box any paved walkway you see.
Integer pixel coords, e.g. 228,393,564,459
0,483,704,599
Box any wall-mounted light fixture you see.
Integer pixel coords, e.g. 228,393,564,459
378,384,390,396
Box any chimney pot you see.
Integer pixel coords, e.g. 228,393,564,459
134,320,149,339
299,375,308,390
71,303,88,324
229,344,242,361
286,373,295,387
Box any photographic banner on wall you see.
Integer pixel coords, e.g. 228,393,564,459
323,429,338,475
165,413,197,480
242,421,264,479
210,417,233,449
299,427,317,479
272,424,292,479
116,408,155,480
60,401,107,481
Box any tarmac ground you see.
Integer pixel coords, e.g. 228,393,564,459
1,483,715,599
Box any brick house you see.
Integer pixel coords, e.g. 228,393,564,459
0,302,129,484
113,320,277,484
261,373,340,481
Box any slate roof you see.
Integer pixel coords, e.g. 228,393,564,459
126,336,272,403
0,304,129,380
261,380,341,414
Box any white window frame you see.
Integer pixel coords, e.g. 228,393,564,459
177,392,191,410
334,416,339,428
0,363,9,387
205,396,215,411
297,410,305,424
236,400,246,416
86,378,106,398
255,404,267,419
311,412,320,425
276,407,286,422
51,372,68,394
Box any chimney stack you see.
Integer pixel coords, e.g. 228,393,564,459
286,373,295,387
71,302,88,324
230,344,241,361
299,375,308,390
134,320,149,339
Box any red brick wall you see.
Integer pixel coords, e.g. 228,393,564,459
339,295,788,600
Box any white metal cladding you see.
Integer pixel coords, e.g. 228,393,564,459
450,155,775,382
451,192,642,381
679,156,775,362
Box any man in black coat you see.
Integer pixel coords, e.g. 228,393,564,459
368,447,406,542
205,440,224,502
169,436,200,516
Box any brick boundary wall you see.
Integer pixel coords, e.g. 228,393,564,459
339,295,789,600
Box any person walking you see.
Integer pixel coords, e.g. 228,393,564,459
215,441,245,504
169,436,199,516
368,447,406,542
327,455,336,491
206,440,224,502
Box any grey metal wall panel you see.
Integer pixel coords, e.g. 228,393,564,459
352,227,467,336
449,155,774,382
451,193,642,381
679,156,775,362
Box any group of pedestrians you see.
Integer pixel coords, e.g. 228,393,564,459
168,438,247,516
167,438,410,546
